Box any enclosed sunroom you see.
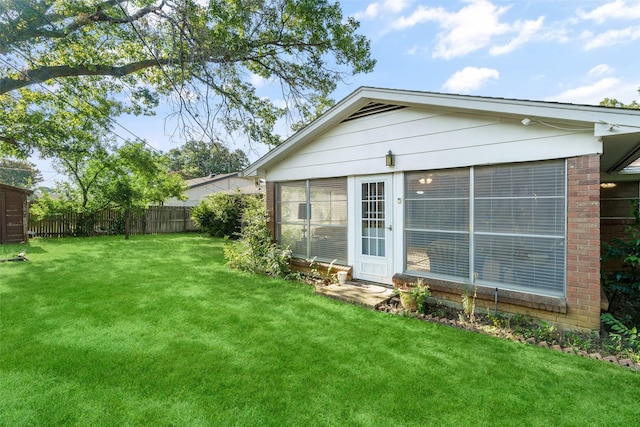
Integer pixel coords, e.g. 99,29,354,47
244,87,640,331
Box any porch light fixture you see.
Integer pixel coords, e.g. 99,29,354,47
385,150,395,167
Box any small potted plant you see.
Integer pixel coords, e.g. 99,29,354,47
394,278,430,312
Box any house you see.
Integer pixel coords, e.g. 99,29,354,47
164,172,264,207
243,87,640,332
0,183,32,244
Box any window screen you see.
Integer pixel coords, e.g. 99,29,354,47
474,161,565,296
276,178,347,264
405,169,470,280
404,160,566,297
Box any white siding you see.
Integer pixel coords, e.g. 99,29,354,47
164,176,260,206
265,107,601,181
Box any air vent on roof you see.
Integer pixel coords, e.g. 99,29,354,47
341,102,407,122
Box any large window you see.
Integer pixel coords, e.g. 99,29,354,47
405,160,566,297
276,178,347,264
405,169,470,281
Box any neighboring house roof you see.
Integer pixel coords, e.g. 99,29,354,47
185,172,239,189
242,86,640,180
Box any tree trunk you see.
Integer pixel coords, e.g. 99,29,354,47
124,208,131,240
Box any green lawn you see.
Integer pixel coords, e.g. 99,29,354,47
1,234,638,426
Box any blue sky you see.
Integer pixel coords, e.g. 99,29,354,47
34,0,640,186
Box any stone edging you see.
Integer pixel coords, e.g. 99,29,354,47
377,302,640,373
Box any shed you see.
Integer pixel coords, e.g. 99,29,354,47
243,87,640,331
0,183,32,244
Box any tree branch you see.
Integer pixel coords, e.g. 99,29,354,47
0,1,165,53
0,60,172,94
0,135,19,149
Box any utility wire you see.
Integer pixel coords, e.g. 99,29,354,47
3,50,161,154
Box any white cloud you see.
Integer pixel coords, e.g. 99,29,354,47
490,16,544,55
384,0,411,14
389,0,543,59
588,64,614,77
442,66,499,93
546,77,621,104
578,0,640,23
583,26,640,49
353,3,380,20
249,73,269,88
353,0,411,20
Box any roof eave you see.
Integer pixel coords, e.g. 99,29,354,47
241,86,640,178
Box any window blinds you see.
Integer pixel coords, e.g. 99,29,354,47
405,160,566,297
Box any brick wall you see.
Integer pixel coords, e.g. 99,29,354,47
565,155,601,330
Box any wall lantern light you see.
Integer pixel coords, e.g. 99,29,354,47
385,150,395,167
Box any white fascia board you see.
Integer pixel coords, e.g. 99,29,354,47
361,87,640,127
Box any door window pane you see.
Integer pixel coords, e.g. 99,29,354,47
361,182,385,257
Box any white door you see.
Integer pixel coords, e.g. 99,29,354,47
354,176,394,284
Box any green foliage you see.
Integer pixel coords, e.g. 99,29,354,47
395,278,431,314
0,157,42,188
601,203,640,320
600,98,640,109
304,256,338,284
533,321,561,343
192,192,251,238
1,0,375,157
461,273,479,322
601,313,639,354
167,140,250,179
30,140,186,239
224,194,292,278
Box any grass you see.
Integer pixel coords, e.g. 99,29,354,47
1,234,639,426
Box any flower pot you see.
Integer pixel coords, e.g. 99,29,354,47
398,289,418,311
337,271,347,284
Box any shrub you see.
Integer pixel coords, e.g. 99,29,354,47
224,194,292,278
601,202,640,325
192,192,254,238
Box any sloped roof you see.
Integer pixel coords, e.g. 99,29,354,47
185,173,239,189
0,183,33,194
242,86,640,178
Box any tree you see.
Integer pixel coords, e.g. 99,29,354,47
601,88,640,109
105,142,186,239
0,0,375,158
30,137,186,238
0,156,43,188
167,140,249,178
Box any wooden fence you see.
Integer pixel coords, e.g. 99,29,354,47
29,206,197,238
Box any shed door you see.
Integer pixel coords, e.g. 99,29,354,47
354,176,394,284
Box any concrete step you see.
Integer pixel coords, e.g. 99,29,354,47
315,281,393,309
